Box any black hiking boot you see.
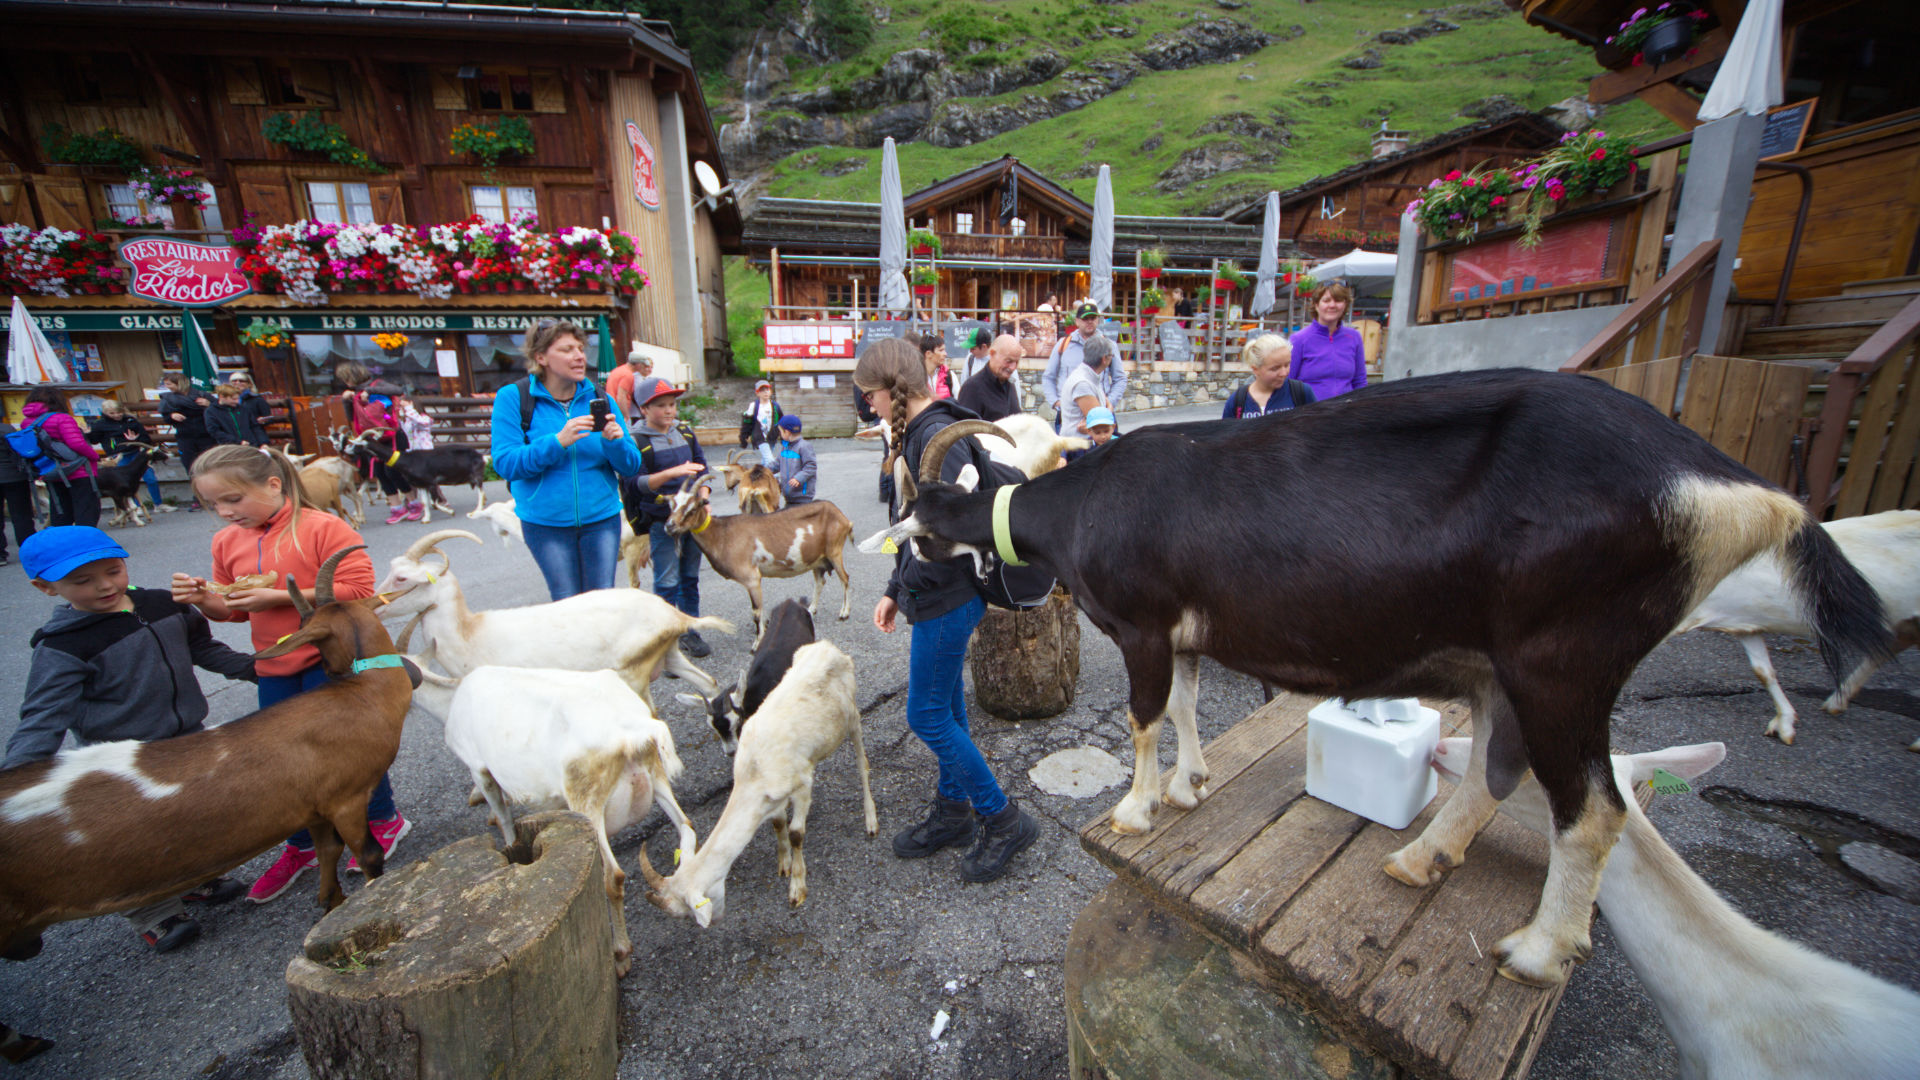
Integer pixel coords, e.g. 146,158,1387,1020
960,801,1040,883
893,796,977,859
679,631,711,659
140,914,201,953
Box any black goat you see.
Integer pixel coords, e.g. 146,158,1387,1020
343,430,487,523
862,367,1892,988
679,598,816,753
95,444,170,527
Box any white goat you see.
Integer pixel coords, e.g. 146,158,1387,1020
1434,737,1920,1080
465,499,650,586
1672,509,1920,745
376,530,727,710
408,664,699,977
647,642,875,926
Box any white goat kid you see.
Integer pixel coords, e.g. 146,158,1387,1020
465,499,649,585
1434,737,1920,1080
408,664,698,977
648,641,876,926
977,411,1091,478
1673,509,1920,744
376,530,726,709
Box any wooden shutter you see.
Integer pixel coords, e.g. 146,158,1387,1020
368,184,405,225
430,70,466,110
224,60,266,105
0,177,33,224
33,176,91,230
239,179,297,225
531,70,567,114
290,61,338,109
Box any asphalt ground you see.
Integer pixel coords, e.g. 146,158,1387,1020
0,401,1916,1080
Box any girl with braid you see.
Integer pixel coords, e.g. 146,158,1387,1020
854,337,1040,885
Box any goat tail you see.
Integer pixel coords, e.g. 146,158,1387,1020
686,615,735,638
1786,518,1895,690
628,732,683,785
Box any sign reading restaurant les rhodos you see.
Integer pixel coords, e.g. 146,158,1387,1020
118,238,252,307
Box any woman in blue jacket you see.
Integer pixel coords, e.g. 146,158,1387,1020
488,319,642,600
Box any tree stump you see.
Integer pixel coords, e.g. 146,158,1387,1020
971,587,1081,720
285,812,619,1080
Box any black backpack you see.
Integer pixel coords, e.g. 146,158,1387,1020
518,376,607,437
1229,378,1301,417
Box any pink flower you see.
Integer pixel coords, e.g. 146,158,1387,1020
1490,196,1505,206
1589,148,1607,161
1463,177,1477,187
1445,169,1462,182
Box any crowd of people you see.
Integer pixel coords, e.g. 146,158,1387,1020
5,287,1374,950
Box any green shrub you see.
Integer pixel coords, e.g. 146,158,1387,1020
40,123,143,172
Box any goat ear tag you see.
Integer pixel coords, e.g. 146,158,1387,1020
881,537,899,554
1650,768,1692,795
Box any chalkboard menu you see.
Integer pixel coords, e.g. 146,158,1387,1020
1158,321,1192,363
1759,98,1816,161
854,321,908,358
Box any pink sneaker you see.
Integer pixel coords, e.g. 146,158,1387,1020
384,505,407,525
401,502,424,522
247,845,317,903
347,815,413,873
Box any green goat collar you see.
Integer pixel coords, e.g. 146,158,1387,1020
352,654,406,675
993,483,1026,567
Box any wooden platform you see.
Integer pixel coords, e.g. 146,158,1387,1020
1077,693,1565,1080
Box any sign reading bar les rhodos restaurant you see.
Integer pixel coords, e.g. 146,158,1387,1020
118,238,252,307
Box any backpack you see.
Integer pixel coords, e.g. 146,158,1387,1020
1228,379,1299,418
347,391,392,434
518,376,606,437
4,417,79,484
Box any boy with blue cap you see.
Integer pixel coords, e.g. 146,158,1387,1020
773,414,817,506
9,526,258,951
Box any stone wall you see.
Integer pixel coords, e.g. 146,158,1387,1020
1014,367,1242,416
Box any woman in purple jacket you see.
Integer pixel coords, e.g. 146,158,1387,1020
21,387,102,527
1288,282,1368,401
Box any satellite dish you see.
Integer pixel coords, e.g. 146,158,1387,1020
694,160,724,198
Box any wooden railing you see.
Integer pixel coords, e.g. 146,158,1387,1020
1801,291,1920,519
1560,239,1720,374
935,233,1065,261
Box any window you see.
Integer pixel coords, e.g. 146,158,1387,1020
1010,217,1027,237
470,185,538,225
306,181,374,225
264,62,337,109
825,282,856,309
954,212,974,235
471,69,536,113
101,184,175,227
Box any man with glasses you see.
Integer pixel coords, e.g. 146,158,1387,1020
1041,302,1126,433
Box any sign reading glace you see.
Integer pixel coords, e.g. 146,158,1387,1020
119,238,252,307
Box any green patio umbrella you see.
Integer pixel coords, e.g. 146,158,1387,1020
595,314,619,376
183,309,219,392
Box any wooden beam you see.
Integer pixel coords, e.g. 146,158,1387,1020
652,70,686,94
1636,82,1705,131
1589,28,1730,105
568,66,614,226
131,52,227,185
352,57,429,221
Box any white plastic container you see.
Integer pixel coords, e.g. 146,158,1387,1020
1306,697,1441,830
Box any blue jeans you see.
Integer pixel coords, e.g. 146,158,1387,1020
259,666,398,851
906,594,1004,815
755,441,776,468
116,450,162,503
649,520,703,616
522,514,622,601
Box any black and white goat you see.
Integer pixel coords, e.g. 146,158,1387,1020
96,444,170,527
342,428,487,521
678,598,815,753
861,367,1892,987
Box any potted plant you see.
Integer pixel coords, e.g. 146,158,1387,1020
1213,260,1247,293
1139,247,1166,281
1140,285,1166,316
372,331,409,357
239,319,290,350
39,122,144,172
907,228,941,257
910,266,939,296
449,116,537,172
262,112,387,173
1608,4,1710,67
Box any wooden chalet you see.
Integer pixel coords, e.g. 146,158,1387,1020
1,0,741,447
1224,112,1568,260
744,155,1289,321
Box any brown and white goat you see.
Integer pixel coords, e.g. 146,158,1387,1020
718,449,782,515
645,641,875,925
298,462,358,529
666,482,853,635
862,368,1893,987
0,548,413,1043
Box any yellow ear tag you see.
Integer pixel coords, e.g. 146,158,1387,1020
692,896,710,909
425,571,437,585
881,537,899,554
275,634,292,645
674,847,683,865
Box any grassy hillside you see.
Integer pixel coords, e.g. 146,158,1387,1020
747,0,1677,214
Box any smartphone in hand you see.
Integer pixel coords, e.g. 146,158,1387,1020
590,398,611,433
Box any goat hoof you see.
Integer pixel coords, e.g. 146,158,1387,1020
613,951,632,979
1382,847,1446,887
1108,796,1156,835
1491,926,1580,987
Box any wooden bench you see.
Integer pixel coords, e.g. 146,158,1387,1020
1071,693,1565,1080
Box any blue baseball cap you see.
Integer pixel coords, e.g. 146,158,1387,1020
777,414,803,432
21,526,129,582
1085,407,1117,429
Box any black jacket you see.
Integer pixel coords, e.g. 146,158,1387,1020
237,391,274,445
955,371,1021,422
885,398,996,624
204,402,248,445
0,422,27,484
159,389,211,437
86,414,152,453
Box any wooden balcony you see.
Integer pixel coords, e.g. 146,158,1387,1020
935,232,1065,262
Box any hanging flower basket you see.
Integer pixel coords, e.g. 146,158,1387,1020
1212,278,1235,292
912,284,936,296
1141,305,1160,316
492,281,509,294
1140,267,1162,281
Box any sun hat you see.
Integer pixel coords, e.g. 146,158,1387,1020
21,526,129,582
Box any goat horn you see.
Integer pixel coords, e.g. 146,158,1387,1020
394,609,428,652
313,544,364,608
288,574,314,619
411,662,457,688
403,529,482,563
919,420,1013,484
726,448,749,467
636,844,668,891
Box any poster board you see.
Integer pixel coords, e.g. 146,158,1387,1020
1759,98,1817,162
1157,321,1192,363
1445,215,1625,304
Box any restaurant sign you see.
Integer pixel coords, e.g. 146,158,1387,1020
119,238,252,307
626,122,661,210
240,311,586,333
